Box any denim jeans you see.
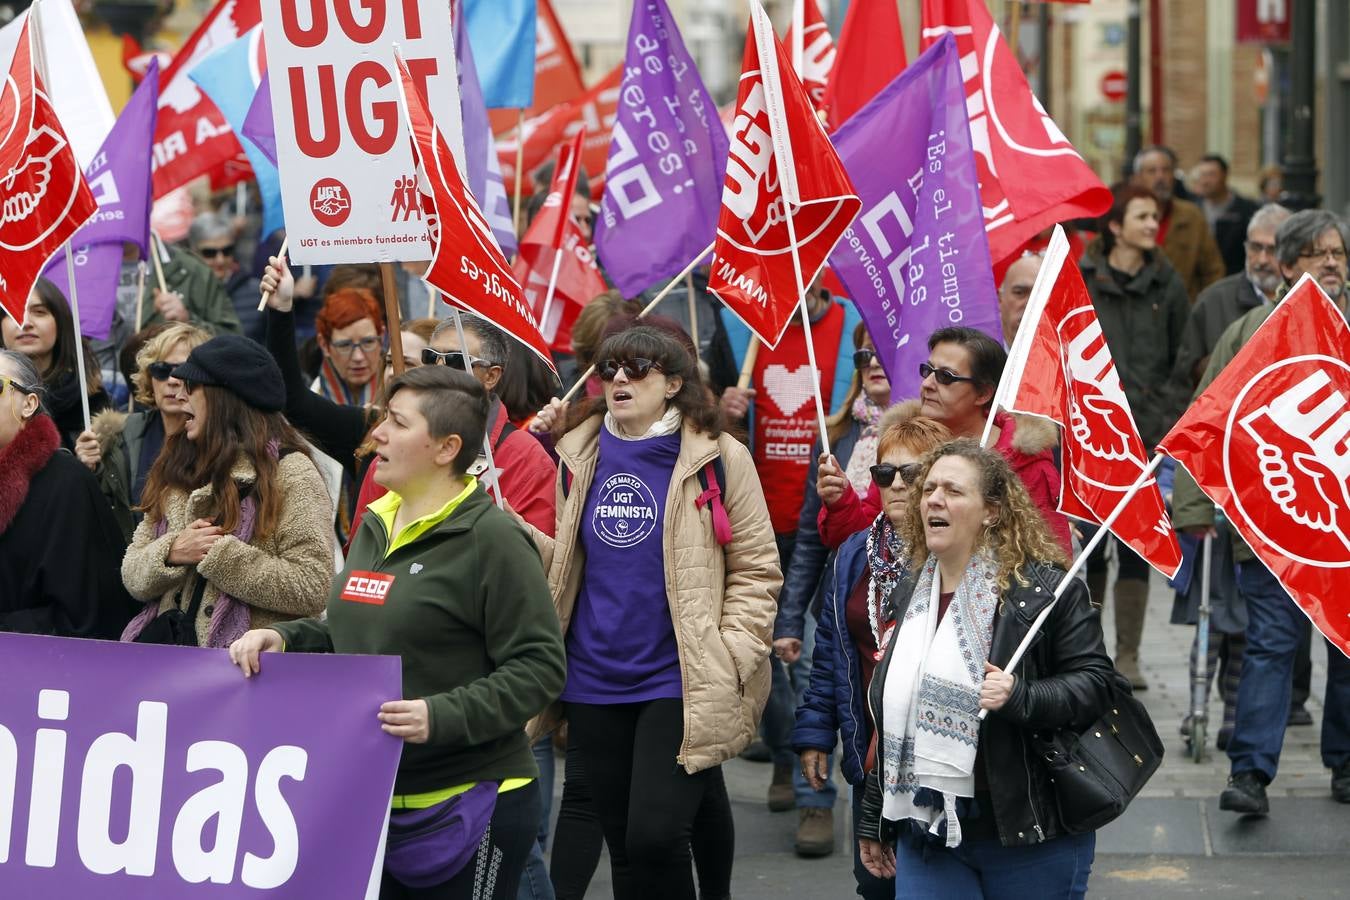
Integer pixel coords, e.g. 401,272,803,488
516,738,557,900
1229,560,1350,781
891,830,1095,899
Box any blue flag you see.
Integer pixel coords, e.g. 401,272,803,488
189,26,285,239
464,0,537,109
456,1,517,257
593,0,729,297
828,34,1002,399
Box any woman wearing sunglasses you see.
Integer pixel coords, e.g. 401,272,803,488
0,350,138,639
522,325,779,900
791,414,951,899
73,323,211,540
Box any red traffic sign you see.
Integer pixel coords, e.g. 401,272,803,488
1237,0,1291,45
1100,70,1128,103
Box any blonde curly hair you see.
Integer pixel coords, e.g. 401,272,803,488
131,323,211,407
900,438,1069,591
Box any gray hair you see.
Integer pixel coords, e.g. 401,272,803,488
188,212,236,249
1248,204,1293,238
432,313,509,368
1275,209,1350,268
0,348,47,409
1132,144,1177,174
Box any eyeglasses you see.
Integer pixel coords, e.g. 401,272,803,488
421,347,493,369
146,361,178,382
919,362,977,386
1243,240,1277,257
871,463,923,489
598,358,664,381
1297,246,1348,263
0,374,35,397
853,348,878,370
330,336,382,357
197,245,233,259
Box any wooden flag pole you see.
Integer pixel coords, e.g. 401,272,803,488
780,199,832,458
427,281,437,319
736,338,760,390
150,230,169,294
559,243,714,403
511,109,526,239
257,236,290,312
380,262,407,376
132,260,147,338
686,272,701,366
451,308,504,509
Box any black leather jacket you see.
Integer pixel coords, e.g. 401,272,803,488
859,562,1117,847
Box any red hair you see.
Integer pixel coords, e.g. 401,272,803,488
315,288,384,342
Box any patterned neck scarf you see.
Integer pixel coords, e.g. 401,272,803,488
866,513,906,657
845,394,885,493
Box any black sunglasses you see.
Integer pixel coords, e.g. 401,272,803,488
598,358,663,382
198,246,232,259
853,348,877,370
919,362,978,386
420,347,492,369
870,463,923,489
147,361,177,382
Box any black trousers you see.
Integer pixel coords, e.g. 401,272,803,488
380,780,541,900
564,699,732,900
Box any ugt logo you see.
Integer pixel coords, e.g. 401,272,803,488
1227,356,1350,565
0,119,82,252
1059,307,1148,491
309,177,351,227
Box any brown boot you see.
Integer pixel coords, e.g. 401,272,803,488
1113,578,1149,691
768,761,795,812
794,807,834,857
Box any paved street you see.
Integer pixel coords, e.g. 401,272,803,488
553,571,1350,897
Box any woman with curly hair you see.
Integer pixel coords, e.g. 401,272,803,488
857,439,1115,898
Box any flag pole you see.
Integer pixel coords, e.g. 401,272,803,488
736,337,760,390
257,236,289,312
511,109,526,240
977,452,1166,720
150,230,169,294
427,281,437,319
686,272,701,366
451,307,504,509
132,260,147,337
62,243,92,432
380,262,406,376
538,245,566,344
558,242,714,402
780,199,832,458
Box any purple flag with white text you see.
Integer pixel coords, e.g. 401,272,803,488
594,0,729,297
456,0,517,258
43,60,159,339
0,632,401,898
828,34,1002,399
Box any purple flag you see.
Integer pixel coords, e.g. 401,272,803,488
593,0,729,297
828,34,1002,400
456,0,517,258
0,632,401,897
242,68,277,167
43,60,159,340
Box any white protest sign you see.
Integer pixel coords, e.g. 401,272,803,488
260,0,465,264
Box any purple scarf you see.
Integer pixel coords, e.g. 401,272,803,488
121,491,260,649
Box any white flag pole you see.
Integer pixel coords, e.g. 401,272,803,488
977,452,1166,720
537,245,565,345
781,201,832,458
451,308,504,509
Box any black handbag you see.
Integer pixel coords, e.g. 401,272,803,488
1032,674,1164,833
133,575,208,647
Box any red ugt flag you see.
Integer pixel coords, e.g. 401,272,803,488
785,0,835,111
394,53,557,377
708,0,860,349
996,228,1181,577
920,0,1110,263
1158,275,1350,657
513,129,605,353
0,21,98,325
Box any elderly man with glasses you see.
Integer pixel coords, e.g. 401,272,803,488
1173,208,1350,815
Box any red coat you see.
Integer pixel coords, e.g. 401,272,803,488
350,398,558,542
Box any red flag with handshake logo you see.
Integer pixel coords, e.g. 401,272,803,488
920,0,1110,263
1158,275,1350,656
392,52,556,377
994,227,1181,577
0,20,97,325
708,0,860,349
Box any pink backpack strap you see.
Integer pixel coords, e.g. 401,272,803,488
695,461,733,547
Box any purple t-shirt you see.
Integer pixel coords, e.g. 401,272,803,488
561,427,683,704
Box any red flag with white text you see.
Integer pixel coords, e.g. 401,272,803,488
513,129,605,353
707,1,860,349
785,0,835,112
394,53,557,376
0,21,98,325
997,227,1181,577
920,0,1110,263
1157,275,1350,657
152,0,260,198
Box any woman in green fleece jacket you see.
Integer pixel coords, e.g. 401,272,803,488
229,366,566,899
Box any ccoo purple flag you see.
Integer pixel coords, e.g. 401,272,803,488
43,59,159,340
242,68,277,167
828,34,1002,400
0,632,402,897
456,0,518,258
594,0,729,297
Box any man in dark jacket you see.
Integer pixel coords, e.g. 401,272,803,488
1191,154,1263,276
1133,146,1226,300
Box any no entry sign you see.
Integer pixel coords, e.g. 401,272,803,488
1100,70,1127,103
261,0,464,264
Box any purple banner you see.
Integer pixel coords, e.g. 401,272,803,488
828,34,1002,400
242,69,277,167
456,0,518,258
0,632,401,897
41,243,129,341
594,0,729,297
